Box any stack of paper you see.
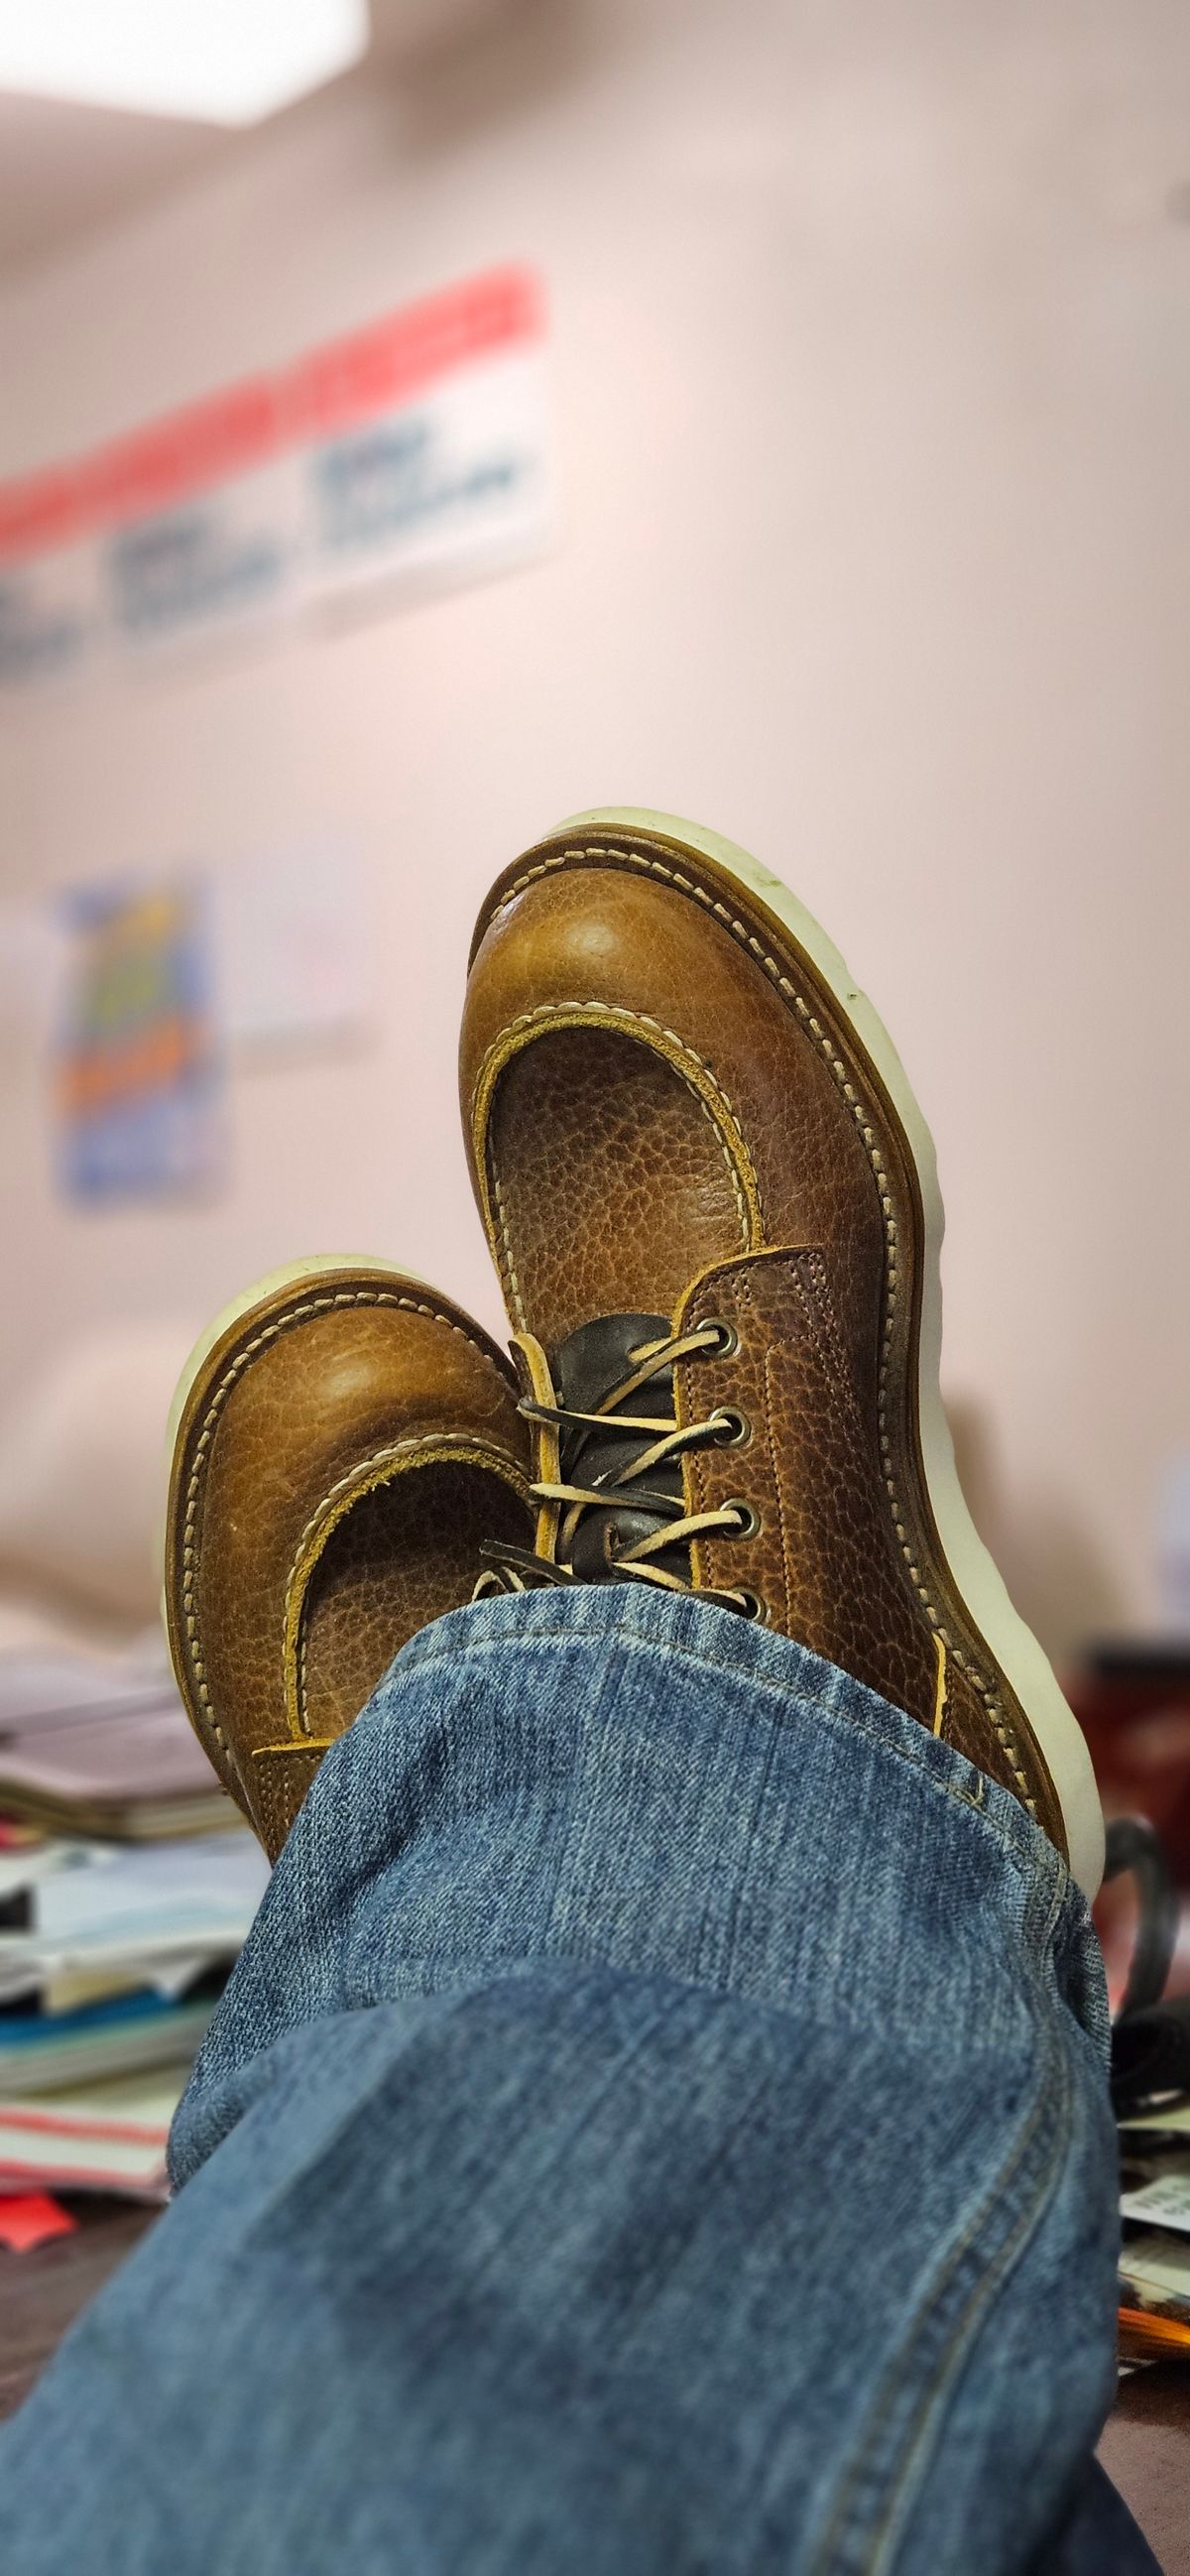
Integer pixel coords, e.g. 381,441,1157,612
0,1636,230,1838
0,1831,269,2008
1120,2101,1190,2331
0,1634,270,2195
0,1988,217,2097
0,2065,192,2202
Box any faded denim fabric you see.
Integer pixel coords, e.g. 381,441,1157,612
0,1587,1151,2574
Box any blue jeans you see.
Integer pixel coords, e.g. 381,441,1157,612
0,1590,1154,2573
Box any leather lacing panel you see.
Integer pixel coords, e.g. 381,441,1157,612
477,1320,763,1619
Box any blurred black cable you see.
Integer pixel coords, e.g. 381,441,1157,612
1105,1814,1184,2112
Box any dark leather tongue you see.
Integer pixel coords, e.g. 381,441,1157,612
551,1313,688,1585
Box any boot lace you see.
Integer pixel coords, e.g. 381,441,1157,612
477,1321,761,1617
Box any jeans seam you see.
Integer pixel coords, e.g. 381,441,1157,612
876,2098,1073,2576
344,1949,849,2029
793,1887,1071,2576
396,1625,1053,1898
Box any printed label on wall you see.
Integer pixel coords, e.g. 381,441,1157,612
101,456,301,659
0,267,548,686
302,330,547,605
0,538,95,689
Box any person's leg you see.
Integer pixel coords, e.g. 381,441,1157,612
0,1588,1137,2576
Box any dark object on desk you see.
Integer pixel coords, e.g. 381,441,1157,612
1074,1648,1190,1888
1106,1815,1179,2017
1114,1999,1190,2115
1089,1648,1190,1687
1104,1814,1190,2114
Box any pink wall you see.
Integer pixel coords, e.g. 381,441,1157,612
0,0,1186,1649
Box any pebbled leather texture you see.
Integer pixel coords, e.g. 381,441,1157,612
461,822,1068,1857
165,1267,532,1859
676,1252,1063,1846
487,1028,752,1349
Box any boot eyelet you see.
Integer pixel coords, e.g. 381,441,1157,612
711,1407,752,1448
724,1498,762,1540
736,1590,768,1623
702,1318,740,1359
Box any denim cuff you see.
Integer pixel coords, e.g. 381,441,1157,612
180,1583,1104,2147
399,1582,1075,1916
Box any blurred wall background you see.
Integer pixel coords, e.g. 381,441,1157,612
0,0,1186,1655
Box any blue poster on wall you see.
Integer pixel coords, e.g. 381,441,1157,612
55,878,225,1203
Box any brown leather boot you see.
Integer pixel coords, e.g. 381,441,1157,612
460,808,1102,1895
164,1259,532,1859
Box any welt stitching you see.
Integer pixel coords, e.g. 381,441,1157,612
486,845,1030,1809
180,1289,506,1758
790,1258,858,1419
803,1248,854,1396
762,1338,796,1626
257,1766,284,1852
270,1761,307,1848
492,1166,527,1329
259,1748,321,1857
784,1260,937,1660
288,1433,529,1735
296,1584,311,1750
475,999,763,1323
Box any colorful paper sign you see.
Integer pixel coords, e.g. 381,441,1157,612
55,881,224,1203
0,266,549,684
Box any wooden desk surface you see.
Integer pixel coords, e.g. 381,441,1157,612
1102,2370,1190,2573
0,2199,157,2421
1,2207,1186,2568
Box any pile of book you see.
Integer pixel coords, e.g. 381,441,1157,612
1120,2099,1190,2359
0,1634,267,2210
